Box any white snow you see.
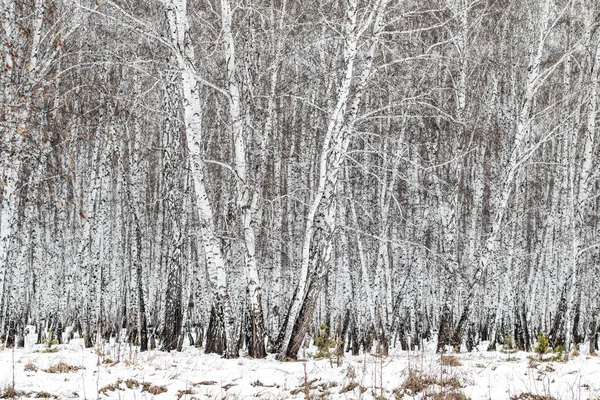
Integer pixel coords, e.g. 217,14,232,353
1,338,599,399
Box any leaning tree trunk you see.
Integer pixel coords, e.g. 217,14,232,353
278,0,390,359
165,0,237,358
452,0,553,345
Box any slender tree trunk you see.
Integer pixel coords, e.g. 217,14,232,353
564,33,598,352
165,0,237,358
278,0,389,359
453,0,553,344
220,0,266,358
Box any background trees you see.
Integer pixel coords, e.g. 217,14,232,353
0,0,598,358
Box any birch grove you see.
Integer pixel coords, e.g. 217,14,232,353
0,0,598,360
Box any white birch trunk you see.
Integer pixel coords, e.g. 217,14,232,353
220,0,266,358
165,0,237,358
455,0,552,342
376,121,404,332
0,0,45,333
564,35,599,351
278,0,389,359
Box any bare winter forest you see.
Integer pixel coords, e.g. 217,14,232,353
0,0,599,365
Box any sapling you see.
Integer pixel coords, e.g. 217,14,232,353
534,332,549,360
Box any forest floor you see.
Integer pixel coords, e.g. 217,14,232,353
1,335,599,399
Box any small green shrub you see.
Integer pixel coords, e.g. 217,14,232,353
43,330,58,348
505,333,515,350
500,333,519,360
314,323,336,359
553,344,565,357
534,332,549,358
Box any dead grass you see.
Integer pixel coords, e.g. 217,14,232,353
425,391,470,399
439,376,463,391
392,388,404,400
142,383,167,395
571,347,580,357
0,386,25,399
195,380,217,386
222,383,237,391
98,381,123,396
124,378,140,389
177,388,194,399
43,362,82,373
340,381,361,394
345,365,356,379
250,380,279,388
401,369,464,396
510,394,556,400
440,355,462,367
24,361,38,372
34,392,55,398
402,370,437,394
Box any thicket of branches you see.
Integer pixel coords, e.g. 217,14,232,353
0,0,598,359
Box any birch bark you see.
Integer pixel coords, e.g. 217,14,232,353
278,0,389,359
220,0,266,358
164,0,237,358
564,32,599,352
452,0,553,344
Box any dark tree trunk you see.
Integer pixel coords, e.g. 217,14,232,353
514,309,525,351
6,320,15,348
56,321,63,345
589,318,598,355
397,320,408,351
350,315,360,356
437,305,453,353
336,308,350,357
84,329,93,348
188,331,194,348
452,306,470,351
205,302,226,355
16,330,25,348
549,293,567,348
247,298,267,358
522,309,531,352
572,298,582,347
195,324,204,347
36,323,43,345
378,312,389,356
134,218,148,352
285,276,324,359
275,285,298,353
162,236,183,352
466,324,475,352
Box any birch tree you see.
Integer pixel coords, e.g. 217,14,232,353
164,0,237,358
219,0,267,358
278,0,390,359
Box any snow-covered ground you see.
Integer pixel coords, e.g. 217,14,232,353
1,336,599,399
